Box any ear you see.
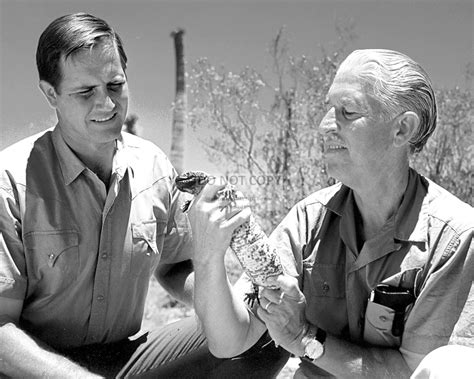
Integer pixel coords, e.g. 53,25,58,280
39,80,59,108
393,111,419,148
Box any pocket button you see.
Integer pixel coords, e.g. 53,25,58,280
322,282,330,294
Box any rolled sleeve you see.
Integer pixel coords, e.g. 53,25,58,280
269,204,304,280
159,181,193,265
0,185,27,301
401,228,474,370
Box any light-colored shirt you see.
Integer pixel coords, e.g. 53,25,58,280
271,168,473,370
0,127,192,349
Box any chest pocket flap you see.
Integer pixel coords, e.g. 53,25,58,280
23,230,79,289
130,220,166,276
131,221,160,254
24,230,79,268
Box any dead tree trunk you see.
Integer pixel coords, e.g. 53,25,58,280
170,28,187,174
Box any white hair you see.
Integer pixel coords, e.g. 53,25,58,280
339,49,437,153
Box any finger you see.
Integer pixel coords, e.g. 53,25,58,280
258,298,274,315
259,287,283,304
197,181,229,202
274,275,304,301
220,207,251,231
264,301,272,312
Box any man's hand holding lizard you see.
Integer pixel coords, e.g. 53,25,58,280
257,274,309,357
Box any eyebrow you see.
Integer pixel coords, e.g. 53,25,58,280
327,93,368,109
68,78,125,93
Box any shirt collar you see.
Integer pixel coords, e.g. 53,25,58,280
393,168,428,243
52,127,136,186
320,183,350,217
315,168,428,244
112,135,130,180
52,126,87,186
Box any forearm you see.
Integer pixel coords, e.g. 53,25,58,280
0,322,101,378
194,255,265,358
155,259,194,307
314,333,412,378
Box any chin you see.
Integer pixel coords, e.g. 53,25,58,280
92,129,122,144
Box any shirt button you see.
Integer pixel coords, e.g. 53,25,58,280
97,295,104,301
101,253,108,259
48,253,55,260
379,315,388,322
322,282,330,293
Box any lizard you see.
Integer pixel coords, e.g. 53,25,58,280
175,171,284,306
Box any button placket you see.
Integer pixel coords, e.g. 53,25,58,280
87,214,112,343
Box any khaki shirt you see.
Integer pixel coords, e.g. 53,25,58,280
0,127,192,349
271,168,473,370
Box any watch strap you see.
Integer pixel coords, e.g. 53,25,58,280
315,326,327,344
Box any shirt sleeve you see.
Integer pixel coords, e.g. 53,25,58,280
158,172,194,265
269,203,305,281
400,227,474,371
0,171,27,301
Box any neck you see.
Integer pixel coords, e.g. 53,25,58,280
352,162,410,241
60,130,116,186
81,144,115,186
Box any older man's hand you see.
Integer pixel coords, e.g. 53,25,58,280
257,274,308,356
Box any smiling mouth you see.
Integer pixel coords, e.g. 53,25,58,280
91,113,116,123
326,144,347,151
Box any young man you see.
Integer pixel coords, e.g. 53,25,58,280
189,49,473,378
0,13,288,378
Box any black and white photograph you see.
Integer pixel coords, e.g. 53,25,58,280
0,0,472,377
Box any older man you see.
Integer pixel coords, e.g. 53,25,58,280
189,49,473,377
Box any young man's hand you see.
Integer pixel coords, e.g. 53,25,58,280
187,181,251,266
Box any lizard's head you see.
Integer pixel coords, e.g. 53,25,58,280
175,171,210,195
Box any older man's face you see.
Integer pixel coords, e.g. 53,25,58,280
319,69,396,188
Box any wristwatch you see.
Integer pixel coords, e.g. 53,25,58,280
301,324,327,361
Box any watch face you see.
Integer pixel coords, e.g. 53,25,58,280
305,339,324,360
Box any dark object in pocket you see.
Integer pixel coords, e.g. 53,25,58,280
372,284,415,337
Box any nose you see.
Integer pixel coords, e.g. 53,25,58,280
95,89,115,111
318,107,337,134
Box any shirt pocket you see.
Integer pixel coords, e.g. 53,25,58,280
24,230,79,291
130,219,166,277
304,262,345,298
364,300,400,347
302,262,346,332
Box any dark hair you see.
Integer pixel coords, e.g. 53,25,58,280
36,13,128,90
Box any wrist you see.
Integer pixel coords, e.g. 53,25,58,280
192,244,227,267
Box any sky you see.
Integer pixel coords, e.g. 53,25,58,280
0,0,472,174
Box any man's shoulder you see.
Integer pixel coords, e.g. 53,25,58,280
122,132,169,161
0,129,52,186
423,176,474,234
296,182,345,211
0,129,51,160
121,132,175,179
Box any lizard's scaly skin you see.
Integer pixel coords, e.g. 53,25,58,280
175,171,283,291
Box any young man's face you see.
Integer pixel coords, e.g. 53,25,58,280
318,67,396,188
43,41,129,148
